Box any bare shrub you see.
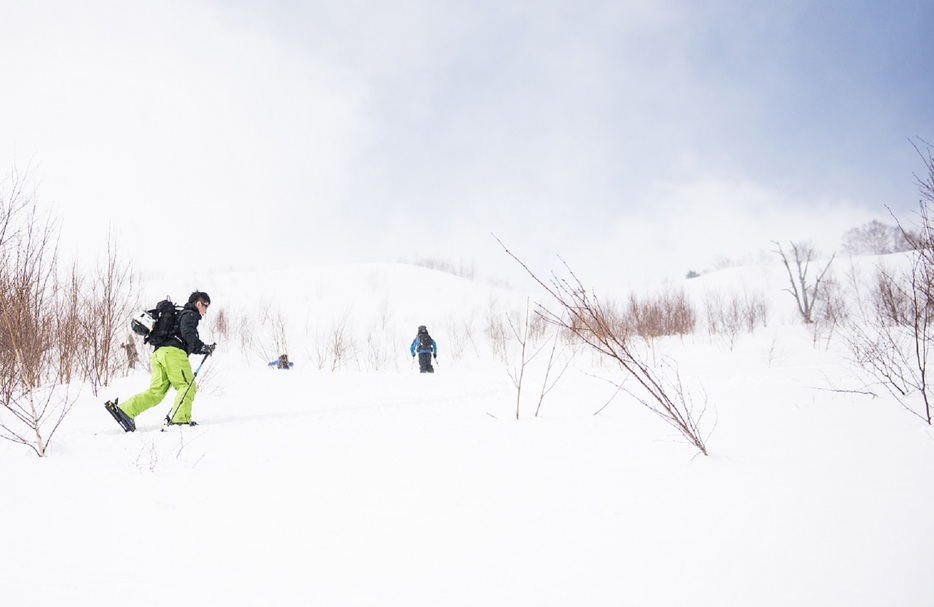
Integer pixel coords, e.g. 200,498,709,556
359,317,397,371
444,317,467,361
703,292,724,337
703,291,743,350
506,299,540,419
445,307,482,360
743,290,769,331
249,302,290,364
501,298,575,419
704,289,768,347
628,288,696,344
78,232,137,395
873,264,910,324
533,331,575,418
53,262,84,383
845,142,934,425
328,315,354,371
363,330,391,371
846,260,933,424
527,307,549,343
266,309,289,363
810,275,849,348
661,289,697,336
211,306,230,341
0,169,74,456
237,312,256,353
486,297,510,362
309,314,355,371
497,239,712,455
627,293,663,342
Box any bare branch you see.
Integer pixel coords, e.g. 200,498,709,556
494,234,712,455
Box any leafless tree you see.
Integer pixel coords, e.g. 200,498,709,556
773,240,836,324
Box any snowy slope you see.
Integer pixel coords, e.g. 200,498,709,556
2,259,933,606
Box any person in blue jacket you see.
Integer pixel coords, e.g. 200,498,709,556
410,325,437,373
268,354,294,369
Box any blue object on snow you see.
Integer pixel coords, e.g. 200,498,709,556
269,354,294,369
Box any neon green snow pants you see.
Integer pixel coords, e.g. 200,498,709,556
119,346,197,423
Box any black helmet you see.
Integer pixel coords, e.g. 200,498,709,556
418,325,427,333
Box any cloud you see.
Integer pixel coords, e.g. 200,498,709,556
481,175,880,292
1,0,930,288
1,1,374,270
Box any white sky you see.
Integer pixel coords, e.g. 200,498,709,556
1,0,932,289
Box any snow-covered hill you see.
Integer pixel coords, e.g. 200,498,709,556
2,258,933,606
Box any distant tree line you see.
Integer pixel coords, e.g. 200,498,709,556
840,219,917,256
690,219,917,279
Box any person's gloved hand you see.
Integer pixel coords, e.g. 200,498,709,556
202,343,217,355
433,353,437,359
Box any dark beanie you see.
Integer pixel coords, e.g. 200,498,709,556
189,291,211,305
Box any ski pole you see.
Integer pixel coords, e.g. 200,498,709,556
169,352,211,422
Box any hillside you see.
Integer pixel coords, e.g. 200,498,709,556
2,257,933,606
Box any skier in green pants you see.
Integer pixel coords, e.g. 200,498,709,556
109,291,215,430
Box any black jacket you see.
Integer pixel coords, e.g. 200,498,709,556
177,303,207,355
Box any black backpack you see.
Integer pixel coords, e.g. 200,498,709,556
418,331,433,351
130,298,182,345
